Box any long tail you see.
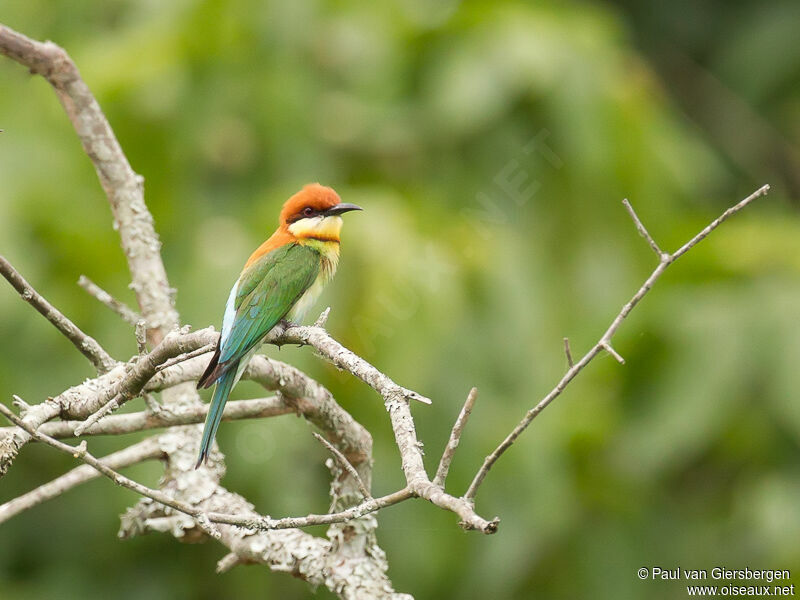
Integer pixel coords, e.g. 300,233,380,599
195,362,239,468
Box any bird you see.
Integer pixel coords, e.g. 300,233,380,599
195,183,362,468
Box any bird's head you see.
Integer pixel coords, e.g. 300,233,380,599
281,183,362,242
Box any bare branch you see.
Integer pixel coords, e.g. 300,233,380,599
118,325,493,533
0,256,116,373
1,396,68,477
464,185,771,502
0,403,220,538
3,397,404,538
1,22,412,597
73,328,217,435
271,326,497,533
313,432,371,500
0,330,368,474
0,23,179,345
0,396,290,440
78,275,141,326
433,388,478,488
671,184,770,260
208,488,413,531
270,324,432,405
0,437,162,524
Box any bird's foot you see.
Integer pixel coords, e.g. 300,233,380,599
278,318,300,330
276,318,306,347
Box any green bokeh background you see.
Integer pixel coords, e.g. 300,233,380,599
1,1,799,598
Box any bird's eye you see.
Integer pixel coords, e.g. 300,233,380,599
303,207,314,217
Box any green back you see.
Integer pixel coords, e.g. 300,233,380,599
218,243,320,365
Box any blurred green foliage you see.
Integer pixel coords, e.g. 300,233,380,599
1,1,799,598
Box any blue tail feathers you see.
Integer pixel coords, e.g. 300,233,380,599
195,364,238,468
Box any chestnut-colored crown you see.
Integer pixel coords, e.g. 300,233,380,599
280,183,341,225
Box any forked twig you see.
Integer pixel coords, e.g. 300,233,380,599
434,388,478,487
313,432,372,500
465,185,771,501
78,276,142,326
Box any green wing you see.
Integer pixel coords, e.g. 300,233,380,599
218,243,320,366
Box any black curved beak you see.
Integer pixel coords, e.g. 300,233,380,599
325,203,363,216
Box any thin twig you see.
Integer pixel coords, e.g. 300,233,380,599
0,403,220,538
313,432,371,500
78,275,141,326
74,395,121,436
601,341,625,364
155,344,215,372
0,256,116,373
207,488,413,531
671,185,770,260
433,388,478,487
464,184,771,502
622,199,665,258
0,437,163,524
142,393,161,414
563,337,574,368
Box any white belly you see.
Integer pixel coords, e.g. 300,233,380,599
287,273,327,322
287,245,339,323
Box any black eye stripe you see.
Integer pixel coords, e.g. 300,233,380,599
288,208,320,223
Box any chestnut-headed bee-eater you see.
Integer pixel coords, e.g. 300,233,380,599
195,183,362,467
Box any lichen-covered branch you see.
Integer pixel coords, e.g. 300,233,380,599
7,306,497,533
0,23,178,345
0,21,409,598
1,385,405,597
0,396,291,440
0,437,163,524
0,403,222,538
119,416,405,599
272,324,498,533
73,328,218,435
